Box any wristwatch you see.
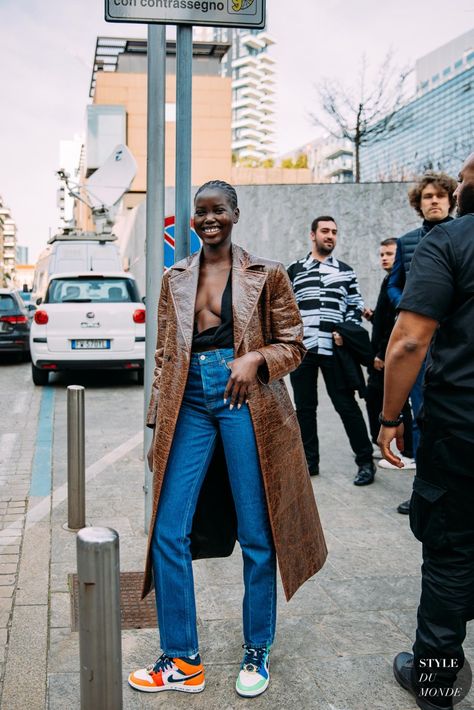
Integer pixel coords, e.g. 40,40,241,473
378,412,403,427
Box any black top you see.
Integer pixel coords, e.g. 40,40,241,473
371,274,396,361
399,213,474,434
192,271,234,352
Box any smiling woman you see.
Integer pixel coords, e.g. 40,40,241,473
129,179,327,699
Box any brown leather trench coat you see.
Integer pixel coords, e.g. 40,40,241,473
143,244,327,601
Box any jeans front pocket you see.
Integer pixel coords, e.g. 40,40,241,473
409,477,449,550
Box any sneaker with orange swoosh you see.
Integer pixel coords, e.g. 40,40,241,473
128,653,205,693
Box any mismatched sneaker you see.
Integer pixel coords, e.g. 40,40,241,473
128,653,205,693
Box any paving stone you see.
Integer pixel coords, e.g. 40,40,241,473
2,605,48,710
309,654,417,710
319,610,412,656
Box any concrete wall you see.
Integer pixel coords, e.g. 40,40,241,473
118,182,419,308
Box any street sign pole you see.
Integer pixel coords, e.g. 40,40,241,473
105,0,266,534
144,24,166,534
174,25,193,263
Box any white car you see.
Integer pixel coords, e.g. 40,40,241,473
30,272,145,386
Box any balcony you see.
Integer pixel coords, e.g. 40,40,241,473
240,34,266,51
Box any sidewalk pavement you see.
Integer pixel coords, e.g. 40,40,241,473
1,364,473,709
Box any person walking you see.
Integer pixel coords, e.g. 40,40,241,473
364,238,415,469
288,216,375,485
129,180,327,698
379,154,474,710
387,172,457,514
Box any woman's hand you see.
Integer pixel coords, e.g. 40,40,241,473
224,351,265,409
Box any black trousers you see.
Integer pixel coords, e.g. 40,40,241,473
289,351,373,469
410,423,474,700
365,369,415,458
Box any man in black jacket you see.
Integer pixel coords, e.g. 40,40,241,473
387,172,457,514
288,215,375,486
365,238,414,467
379,153,474,710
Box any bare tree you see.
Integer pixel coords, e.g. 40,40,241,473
311,53,412,182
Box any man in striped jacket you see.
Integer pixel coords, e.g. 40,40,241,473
288,215,375,486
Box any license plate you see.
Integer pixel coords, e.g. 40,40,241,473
72,339,110,349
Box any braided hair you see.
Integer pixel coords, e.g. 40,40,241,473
194,180,238,210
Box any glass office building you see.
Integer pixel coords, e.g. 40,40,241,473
360,64,474,181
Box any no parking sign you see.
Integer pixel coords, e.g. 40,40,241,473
163,216,201,269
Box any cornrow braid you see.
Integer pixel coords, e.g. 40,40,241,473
194,180,238,210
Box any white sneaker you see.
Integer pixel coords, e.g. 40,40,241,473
372,445,383,459
378,456,416,470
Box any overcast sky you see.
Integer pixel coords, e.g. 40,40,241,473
0,0,472,261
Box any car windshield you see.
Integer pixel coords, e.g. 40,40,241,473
45,278,139,304
0,295,17,313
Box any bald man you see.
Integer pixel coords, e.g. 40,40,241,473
378,153,474,710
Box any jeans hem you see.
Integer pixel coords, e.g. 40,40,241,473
162,647,200,658
243,640,273,649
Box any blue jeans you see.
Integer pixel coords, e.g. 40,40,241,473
151,348,277,656
411,360,426,455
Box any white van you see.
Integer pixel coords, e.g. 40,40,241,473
31,230,123,304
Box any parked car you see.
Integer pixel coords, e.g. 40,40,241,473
30,273,145,386
0,289,31,359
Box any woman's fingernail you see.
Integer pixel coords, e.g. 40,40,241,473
223,398,227,404
229,404,234,411
245,400,249,404
237,403,241,410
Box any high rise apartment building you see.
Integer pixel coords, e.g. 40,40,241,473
0,196,17,285
361,30,474,181
200,27,276,163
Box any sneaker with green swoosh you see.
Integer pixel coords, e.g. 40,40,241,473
236,645,270,697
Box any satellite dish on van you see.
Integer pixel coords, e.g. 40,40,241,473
87,144,137,209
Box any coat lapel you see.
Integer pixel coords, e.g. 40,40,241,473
168,251,200,352
168,245,268,354
232,245,268,353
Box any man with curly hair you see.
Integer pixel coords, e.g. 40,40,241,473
387,172,457,514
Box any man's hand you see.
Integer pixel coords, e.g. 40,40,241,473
377,423,405,468
374,356,385,371
224,351,264,409
333,331,344,347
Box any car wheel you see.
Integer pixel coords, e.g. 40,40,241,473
32,364,49,386
136,369,144,386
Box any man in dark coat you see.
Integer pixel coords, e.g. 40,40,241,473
365,238,414,468
378,153,474,710
387,172,457,514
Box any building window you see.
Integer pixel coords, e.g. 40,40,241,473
432,74,439,83
455,59,463,69
443,67,451,76
467,51,474,63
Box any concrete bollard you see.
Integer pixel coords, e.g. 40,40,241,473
77,527,123,710
66,385,85,531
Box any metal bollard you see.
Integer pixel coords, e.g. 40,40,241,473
66,385,85,531
77,527,123,710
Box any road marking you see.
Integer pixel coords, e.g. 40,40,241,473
0,434,19,465
29,388,55,497
13,392,28,415
27,430,143,527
